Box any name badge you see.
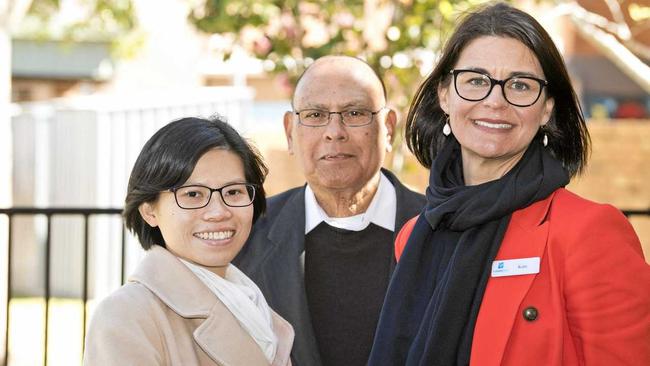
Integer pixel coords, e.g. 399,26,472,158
491,257,540,277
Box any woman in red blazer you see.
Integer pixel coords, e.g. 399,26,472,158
368,3,650,366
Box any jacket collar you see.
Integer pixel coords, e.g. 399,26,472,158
510,189,556,229
383,168,423,235
252,173,423,366
130,245,216,317
264,187,322,365
470,190,558,366
265,168,419,257
304,172,397,233
267,186,308,256
129,246,293,365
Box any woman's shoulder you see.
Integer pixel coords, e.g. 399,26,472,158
84,283,170,365
548,188,625,222
551,187,606,207
90,282,161,326
545,188,645,258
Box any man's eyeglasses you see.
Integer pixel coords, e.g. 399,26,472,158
169,183,256,209
449,69,548,107
294,107,385,127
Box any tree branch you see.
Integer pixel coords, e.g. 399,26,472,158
603,0,627,27
574,1,649,58
568,2,631,40
570,14,650,93
3,0,33,30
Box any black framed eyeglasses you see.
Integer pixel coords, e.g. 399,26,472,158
450,69,548,107
294,107,385,127
169,183,256,209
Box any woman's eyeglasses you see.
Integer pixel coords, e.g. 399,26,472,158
450,69,548,107
168,183,256,209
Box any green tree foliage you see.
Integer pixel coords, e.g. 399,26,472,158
189,0,496,111
189,0,500,173
15,0,137,41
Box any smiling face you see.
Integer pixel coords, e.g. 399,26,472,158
284,57,395,196
139,148,253,277
438,36,554,184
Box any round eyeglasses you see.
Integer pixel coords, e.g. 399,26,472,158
294,108,385,127
450,69,548,107
169,183,256,209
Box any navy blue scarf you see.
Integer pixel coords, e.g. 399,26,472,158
368,138,568,365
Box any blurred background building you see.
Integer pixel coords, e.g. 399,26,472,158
1,0,648,365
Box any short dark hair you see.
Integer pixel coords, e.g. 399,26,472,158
405,2,589,177
123,116,268,250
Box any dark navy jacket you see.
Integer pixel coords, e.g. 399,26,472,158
234,169,426,366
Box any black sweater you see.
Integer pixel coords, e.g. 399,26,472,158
305,222,393,366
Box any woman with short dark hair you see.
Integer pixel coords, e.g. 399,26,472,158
84,116,294,365
369,3,650,366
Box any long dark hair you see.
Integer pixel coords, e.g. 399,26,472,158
123,116,268,249
405,2,589,177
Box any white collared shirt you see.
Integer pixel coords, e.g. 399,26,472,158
304,172,397,234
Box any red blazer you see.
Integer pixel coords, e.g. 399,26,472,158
395,189,650,366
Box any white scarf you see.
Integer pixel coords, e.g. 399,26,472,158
179,259,278,363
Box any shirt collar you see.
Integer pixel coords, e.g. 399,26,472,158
304,172,396,234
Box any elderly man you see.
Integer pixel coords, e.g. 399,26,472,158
235,56,425,366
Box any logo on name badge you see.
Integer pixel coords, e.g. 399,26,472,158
491,257,540,277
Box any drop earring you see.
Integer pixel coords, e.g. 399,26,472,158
543,133,548,147
443,115,451,136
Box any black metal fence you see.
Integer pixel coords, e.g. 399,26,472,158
622,209,650,217
0,207,124,366
0,206,649,366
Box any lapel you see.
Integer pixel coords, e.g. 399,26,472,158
270,310,295,366
130,246,269,366
384,169,411,233
266,187,323,366
267,186,308,260
241,187,308,272
383,168,427,272
470,191,556,366
254,177,421,366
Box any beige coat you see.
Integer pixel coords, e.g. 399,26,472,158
83,246,294,366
